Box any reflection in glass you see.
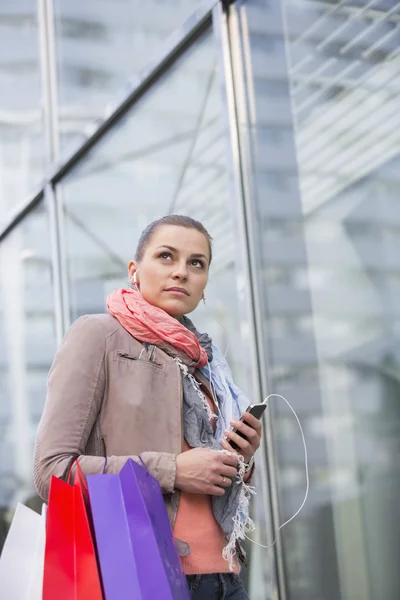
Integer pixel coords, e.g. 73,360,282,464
0,2,45,224
59,29,268,596
54,0,210,149
0,203,56,550
244,0,400,598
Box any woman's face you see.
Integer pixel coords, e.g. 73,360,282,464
128,225,210,316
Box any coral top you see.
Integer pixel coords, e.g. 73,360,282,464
173,393,240,575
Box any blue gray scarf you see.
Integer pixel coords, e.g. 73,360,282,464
177,316,254,568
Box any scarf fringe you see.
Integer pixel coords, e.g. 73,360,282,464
175,358,217,421
222,452,256,571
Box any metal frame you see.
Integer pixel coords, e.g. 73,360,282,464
0,186,44,243
37,0,60,163
37,0,66,343
214,3,285,598
220,3,288,599
212,4,282,597
45,185,65,343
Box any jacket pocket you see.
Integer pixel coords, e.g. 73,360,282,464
115,351,138,361
113,350,163,369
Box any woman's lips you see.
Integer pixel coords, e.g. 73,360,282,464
164,287,190,296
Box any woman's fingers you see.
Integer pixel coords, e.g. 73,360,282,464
210,461,238,489
229,419,258,444
224,428,252,452
214,474,232,488
221,438,236,453
222,420,261,463
221,452,239,467
240,412,262,436
208,484,226,496
220,465,238,479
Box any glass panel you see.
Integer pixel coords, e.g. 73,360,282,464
0,1,45,225
242,0,400,598
54,0,210,150
0,203,56,550
59,28,267,596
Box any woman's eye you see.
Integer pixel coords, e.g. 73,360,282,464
191,259,204,269
159,252,172,260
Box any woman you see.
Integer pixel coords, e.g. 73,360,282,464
34,215,262,600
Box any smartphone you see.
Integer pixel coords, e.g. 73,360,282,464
227,402,267,451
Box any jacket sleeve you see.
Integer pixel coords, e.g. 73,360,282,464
33,315,177,501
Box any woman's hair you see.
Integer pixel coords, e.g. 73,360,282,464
135,215,213,264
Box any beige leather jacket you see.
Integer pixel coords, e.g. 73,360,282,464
34,313,214,553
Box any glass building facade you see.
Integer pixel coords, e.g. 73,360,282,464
1,0,400,597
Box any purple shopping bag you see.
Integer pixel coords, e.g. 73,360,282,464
87,459,190,600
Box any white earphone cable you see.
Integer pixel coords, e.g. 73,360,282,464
245,393,309,549
202,298,309,546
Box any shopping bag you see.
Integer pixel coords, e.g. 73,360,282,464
43,462,103,600
88,458,190,600
0,502,46,599
29,504,47,599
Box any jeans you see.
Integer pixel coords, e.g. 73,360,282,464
186,573,249,600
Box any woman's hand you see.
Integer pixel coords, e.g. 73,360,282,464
221,412,262,464
175,448,238,496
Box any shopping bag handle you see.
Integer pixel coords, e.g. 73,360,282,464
67,457,84,485
67,456,107,485
138,455,149,474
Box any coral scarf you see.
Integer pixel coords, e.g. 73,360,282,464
106,287,208,368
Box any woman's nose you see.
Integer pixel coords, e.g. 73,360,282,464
172,261,188,280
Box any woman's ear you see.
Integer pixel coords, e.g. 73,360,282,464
127,260,137,285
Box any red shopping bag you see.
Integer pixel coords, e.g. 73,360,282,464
43,460,103,600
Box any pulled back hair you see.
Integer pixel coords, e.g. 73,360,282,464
135,215,213,264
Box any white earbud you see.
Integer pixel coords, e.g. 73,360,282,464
133,272,137,284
